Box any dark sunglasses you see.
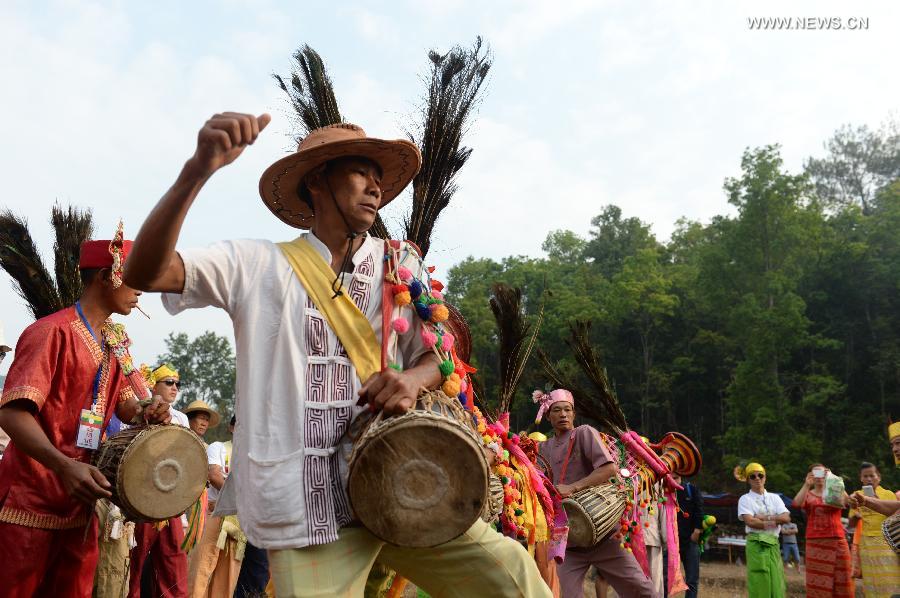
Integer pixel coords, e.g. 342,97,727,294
748,473,765,480
160,379,181,388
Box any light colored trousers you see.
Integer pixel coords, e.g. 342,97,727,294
187,515,241,598
268,519,552,598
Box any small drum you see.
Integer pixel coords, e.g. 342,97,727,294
93,425,208,522
563,483,628,547
481,473,505,523
883,510,900,554
348,389,489,547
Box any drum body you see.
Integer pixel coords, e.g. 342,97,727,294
481,473,505,523
93,425,208,522
883,511,900,554
563,483,628,547
348,389,489,547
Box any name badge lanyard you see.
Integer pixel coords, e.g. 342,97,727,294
75,301,110,439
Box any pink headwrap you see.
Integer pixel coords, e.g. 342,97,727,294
532,388,574,423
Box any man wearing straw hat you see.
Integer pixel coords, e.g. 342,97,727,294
124,112,549,597
184,400,220,439
0,226,171,598
737,462,790,598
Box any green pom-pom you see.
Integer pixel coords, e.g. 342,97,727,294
438,359,455,377
388,363,403,371
514,508,524,516
501,476,510,485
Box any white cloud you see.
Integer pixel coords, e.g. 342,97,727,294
2,0,899,374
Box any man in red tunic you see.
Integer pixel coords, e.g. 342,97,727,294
0,228,171,598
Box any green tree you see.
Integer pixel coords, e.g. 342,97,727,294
157,331,236,434
583,205,659,279
805,121,900,215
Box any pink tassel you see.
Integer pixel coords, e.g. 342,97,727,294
397,266,413,282
432,290,444,301
421,329,438,347
441,332,455,351
392,318,410,334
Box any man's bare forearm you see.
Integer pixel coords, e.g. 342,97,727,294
124,160,208,292
407,353,443,390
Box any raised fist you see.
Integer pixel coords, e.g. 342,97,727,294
191,112,271,177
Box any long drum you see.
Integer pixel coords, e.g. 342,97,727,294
348,389,489,547
563,483,628,547
92,425,208,522
883,511,900,554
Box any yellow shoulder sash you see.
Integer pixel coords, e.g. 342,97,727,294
277,238,381,383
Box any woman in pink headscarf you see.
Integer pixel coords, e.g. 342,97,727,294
535,389,657,598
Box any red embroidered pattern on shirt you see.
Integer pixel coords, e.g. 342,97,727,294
70,320,102,365
303,360,353,541
305,311,328,357
0,385,46,408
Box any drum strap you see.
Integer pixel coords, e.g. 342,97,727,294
558,432,577,485
278,238,381,383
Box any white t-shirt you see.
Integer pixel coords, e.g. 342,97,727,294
738,489,789,536
206,441,230,503
162,234,430,549
169,407,189,428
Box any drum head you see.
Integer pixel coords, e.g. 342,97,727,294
563,499,595,547
119,426,208,521
349,417,488,548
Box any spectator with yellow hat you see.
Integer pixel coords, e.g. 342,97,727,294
737,462,790,598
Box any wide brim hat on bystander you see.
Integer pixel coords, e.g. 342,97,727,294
183,400,220,427
259,123,422,229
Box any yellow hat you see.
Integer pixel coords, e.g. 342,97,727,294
183,400,220,427
889,421,900,441
141,363,179,386
745,462,765,477
527,432,547,443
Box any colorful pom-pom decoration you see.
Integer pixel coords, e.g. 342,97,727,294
442,373,461,397
440,332,455,351
397,266,413,282
408,280,424,300
460,378,468,393
422,329,439,348
393,284,408,295
395,291,411,307
429,303,449,323
388,363,403,371
439,360,455,377
391,318,410,334
431,291,444,301
415,301,431,321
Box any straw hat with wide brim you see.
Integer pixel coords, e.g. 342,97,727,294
182,400,220,427
259,123,422,229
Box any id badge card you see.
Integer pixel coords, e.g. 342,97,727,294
76,409,103,450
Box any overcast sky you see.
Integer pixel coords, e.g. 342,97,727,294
2,0,898,375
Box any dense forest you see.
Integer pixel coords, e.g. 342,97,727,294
446,123,900,494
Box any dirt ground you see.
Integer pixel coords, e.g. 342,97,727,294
399,560,860,597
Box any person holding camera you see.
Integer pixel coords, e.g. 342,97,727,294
847,462,900,597
792,463,852,597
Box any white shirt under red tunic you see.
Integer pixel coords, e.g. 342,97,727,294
162,233,429,550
